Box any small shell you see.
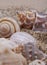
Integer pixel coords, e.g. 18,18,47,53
0,17,20,38
29,60,45,65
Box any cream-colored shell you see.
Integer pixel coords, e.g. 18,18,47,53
0,17,20,38
0,38,27,65
0,38,18,51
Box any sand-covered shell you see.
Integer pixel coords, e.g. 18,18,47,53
10,32,37,45
0,17,20,38
16,10,36,29
29,60,45,65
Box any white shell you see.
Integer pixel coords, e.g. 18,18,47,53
10,32,37,45
29,60,45,65
0,17,20,38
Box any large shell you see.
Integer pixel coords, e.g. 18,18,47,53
0,17,20,38
10,32,47,61
10,32,37,45
0,38,27,65
0,50,23,65
29,60,45,65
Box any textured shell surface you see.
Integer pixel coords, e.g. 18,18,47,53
10,32,37,45
29,60,46,65
0,48,24,65
10,32,47,61
0,38,18,51
0,17,20,38
16,10,36,29
0,38,27,65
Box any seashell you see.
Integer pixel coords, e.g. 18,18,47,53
0,38,27,65
10,32,37,45
10,32,47,61
16,11,36,29
0,17,20,38
29,59,45,65
0,50,23,65
33,13,47,32
0,38,18,51
21,42,47,61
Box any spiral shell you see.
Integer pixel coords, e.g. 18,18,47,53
0,17,20,38
16,11,36,29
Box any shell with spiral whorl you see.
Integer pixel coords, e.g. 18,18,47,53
0,17,20,38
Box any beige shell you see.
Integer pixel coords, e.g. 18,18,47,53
0,38,18,50
0,17,20,38
29,60,45,65
10,32,47,61
0,38,27,65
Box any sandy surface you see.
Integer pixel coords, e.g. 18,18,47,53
0,0,47,12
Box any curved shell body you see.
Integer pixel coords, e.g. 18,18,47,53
10,32,47,61
0,38,27,65
0,17,20,38
0,38,18,50
16,11,36,29
33,12,47,32
10,32,37,45
29,60,45,65
0,50,23,65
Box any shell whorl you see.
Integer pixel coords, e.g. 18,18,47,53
0,17,20,38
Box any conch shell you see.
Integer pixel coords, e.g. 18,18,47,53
0,17,20,38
